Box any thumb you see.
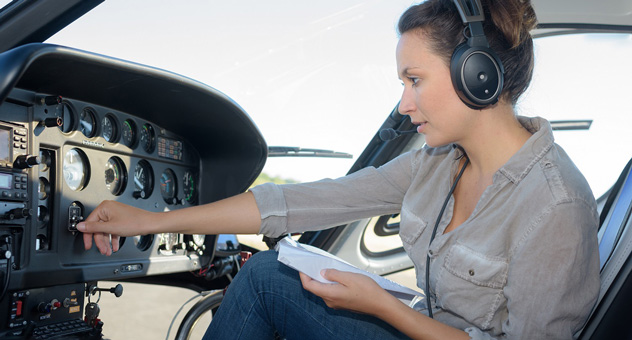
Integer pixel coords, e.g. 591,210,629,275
76,222,88,232
321,268,344,282
76,220,109,234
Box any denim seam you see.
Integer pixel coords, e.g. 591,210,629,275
234,294,266,339
259,291,338,339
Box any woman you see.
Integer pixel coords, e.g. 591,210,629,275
77,0,600,339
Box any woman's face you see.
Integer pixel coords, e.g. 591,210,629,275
396,31,475,148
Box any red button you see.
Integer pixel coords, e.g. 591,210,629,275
15,300,22,316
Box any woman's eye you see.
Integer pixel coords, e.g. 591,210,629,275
408,77,420,86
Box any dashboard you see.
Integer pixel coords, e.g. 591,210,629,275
0,43,267,338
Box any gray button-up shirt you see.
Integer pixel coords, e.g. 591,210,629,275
251,116,600,339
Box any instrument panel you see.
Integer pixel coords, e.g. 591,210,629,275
0,43,268,338
52,98,197,205
4,89,205,270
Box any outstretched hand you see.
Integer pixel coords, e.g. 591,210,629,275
76,200,156,256
299,269,393,317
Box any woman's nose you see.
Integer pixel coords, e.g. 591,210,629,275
398,88,415,116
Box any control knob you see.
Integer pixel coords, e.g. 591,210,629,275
40,117,63,128
133,190,146,199
37,302,52,314
3,208,32,220
13,155,40,169
40,95,62,106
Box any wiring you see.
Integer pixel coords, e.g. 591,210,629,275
165,290,214,340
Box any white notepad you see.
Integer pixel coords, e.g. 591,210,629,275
275,236,423,304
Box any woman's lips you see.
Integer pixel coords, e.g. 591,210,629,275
416,122,427,133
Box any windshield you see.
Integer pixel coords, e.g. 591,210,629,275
46,0,415,182
0,0,14,11
43,2,632,197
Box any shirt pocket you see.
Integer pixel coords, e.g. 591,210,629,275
398,206,429,249
437,243,508,330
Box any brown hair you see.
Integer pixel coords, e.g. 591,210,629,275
397,0,538,105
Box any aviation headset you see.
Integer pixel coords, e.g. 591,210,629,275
450,0,504,109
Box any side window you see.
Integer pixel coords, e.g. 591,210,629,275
362,33,632,258
518,33,632,199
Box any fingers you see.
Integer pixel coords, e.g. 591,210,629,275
81,231,117,256
76,220,107,235
301,270,388,314
93,233,113,256
111,235,120,253
83,232,93,250
300,271,344,301
83,200,112,223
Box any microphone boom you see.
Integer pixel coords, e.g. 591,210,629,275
379,128,417,141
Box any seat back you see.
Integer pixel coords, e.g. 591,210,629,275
579,158,632,339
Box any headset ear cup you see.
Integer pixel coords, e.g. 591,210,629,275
450,43,504,109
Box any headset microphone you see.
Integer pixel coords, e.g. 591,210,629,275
379,128,417,142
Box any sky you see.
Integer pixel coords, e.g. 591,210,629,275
43,0,417,183
3,0,632,197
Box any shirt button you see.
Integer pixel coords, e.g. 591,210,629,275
468,269,475,276
428,250,434,256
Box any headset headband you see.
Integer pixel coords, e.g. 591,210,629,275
453,0,488,47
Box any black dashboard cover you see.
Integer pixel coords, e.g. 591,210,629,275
0,43,268,201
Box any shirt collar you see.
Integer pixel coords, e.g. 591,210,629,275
496,116,555,184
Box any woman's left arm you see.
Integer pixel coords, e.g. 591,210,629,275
500,199,600,338
300,270,470,340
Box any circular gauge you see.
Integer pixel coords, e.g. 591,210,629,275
102,114,118,143
38,205,49,225
104,157,127,196
58,102,75,133
38,177,50,200
139,123,156,153
183,170,197,204
133,160,154,199
79,107,97,137
63,148,89,191
160,169,177,204
39,150,52,173
121,119,137,148
134,235,154,251
159,233,178,251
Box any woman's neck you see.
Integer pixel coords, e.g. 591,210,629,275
458,105,532,179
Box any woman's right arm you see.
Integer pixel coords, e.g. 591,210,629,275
77,191,261,255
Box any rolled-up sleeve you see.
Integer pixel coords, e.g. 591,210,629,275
250,150,419,238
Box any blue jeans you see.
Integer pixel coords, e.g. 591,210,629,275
203,250,411,340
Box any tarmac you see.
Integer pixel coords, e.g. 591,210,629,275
95,235,417,340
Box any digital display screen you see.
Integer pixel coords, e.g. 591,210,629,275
157,137,183,161
0,129,10,163
0,173,11,189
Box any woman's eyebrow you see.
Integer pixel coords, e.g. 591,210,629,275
399,66,421,78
